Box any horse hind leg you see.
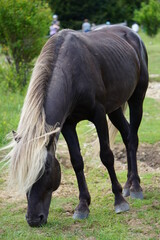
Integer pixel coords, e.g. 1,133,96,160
127,68,148,199
62,122,91,220
126,94,144,199
108,107,131,198
108,103,144,200
92,103,129,213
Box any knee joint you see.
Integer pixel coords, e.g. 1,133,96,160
100,149,114,167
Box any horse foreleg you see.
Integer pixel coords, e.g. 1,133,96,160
62,122,91,219
92,103,129,213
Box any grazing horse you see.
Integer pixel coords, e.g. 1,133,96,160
4,26,148,227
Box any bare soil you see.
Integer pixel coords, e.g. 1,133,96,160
113,142,160,171
146,81,160,100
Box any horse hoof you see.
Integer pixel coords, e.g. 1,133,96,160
115,201,130,214
73,210,89,220
130,191,143,200
122,188,130,197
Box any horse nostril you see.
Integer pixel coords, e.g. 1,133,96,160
39,214,45,222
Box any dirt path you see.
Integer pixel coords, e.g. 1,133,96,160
146,81,160,100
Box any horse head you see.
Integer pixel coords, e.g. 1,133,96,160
26,151,61,227
13,131,61,227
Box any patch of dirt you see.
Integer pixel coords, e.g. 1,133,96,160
146,81,160,100
113,142,160,171
58,141,160,171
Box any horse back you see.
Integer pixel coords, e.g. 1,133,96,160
69,27,145,113
46,26,148,120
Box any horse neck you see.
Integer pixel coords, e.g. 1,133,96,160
44,70,74,128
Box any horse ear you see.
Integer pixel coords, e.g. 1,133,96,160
12,130,21,143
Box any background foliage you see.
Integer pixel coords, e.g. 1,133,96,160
47,0,149,29
0,0,52,90
134,0,160,36
0,0,160,92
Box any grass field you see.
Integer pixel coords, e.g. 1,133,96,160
139,30,160,78
0,155,160,239
0,29,160,239
115,98,160,144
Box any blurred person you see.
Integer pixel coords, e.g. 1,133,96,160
91,23,96,30
82,19,91,32
49,23,60,36
52,14,60,26
132,23,139,33
49,14,60,37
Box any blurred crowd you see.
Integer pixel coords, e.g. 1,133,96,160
49,14,139,37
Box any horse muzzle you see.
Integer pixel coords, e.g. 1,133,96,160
26,213,47,227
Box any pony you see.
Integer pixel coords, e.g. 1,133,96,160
3,25,148,227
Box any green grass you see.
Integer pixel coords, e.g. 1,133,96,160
0,166,160,240
0,89,24,147
139,98,160,143
139,30,160,77
116,97,160,144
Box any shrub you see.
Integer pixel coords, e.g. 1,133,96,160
0,0,52,90
0,61,32,92
134,0,160,36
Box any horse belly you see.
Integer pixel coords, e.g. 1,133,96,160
102,63,139,113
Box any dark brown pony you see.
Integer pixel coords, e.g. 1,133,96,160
5,26,148,227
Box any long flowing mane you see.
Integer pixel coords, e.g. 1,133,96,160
3,33,65,193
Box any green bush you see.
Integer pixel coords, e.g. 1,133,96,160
0,61,32,92
0,0,52,90
134,0,160,36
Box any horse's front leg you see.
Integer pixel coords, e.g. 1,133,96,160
62,122,91,220
92,103,129,213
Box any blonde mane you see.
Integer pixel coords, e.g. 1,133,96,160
3,34,64,193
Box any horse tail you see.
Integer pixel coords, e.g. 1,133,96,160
141,40,148,67
93,103,127,157
108,103,127,147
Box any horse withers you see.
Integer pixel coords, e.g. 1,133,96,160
4,25,148,227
